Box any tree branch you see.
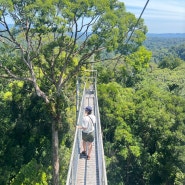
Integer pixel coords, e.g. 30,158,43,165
0,65,32,82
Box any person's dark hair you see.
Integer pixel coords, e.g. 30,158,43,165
85,106,92,115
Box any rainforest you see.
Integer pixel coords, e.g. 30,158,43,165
0,0,185,184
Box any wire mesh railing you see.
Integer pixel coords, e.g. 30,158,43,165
66,84,86,185
94,83,108,185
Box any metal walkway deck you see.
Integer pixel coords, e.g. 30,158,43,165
76,93,99,185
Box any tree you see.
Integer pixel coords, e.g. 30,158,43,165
0,79,53,184
98,79,185,184
97,59,185,184
0,0,147,184
169,43,185,61
158,55,183,70
96,46,152,87
147,62,185,97
133,80,185,185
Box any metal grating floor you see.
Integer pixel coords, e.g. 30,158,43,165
76,93,99,185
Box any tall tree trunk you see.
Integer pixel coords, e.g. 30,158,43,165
52,120,59,185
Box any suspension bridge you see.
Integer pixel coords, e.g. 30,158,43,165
66,71,107,185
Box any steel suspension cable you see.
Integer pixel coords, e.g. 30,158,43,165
126,0,150,44
113,0,150,70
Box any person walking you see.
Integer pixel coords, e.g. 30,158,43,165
77,106,96,160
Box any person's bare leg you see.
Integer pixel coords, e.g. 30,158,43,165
82,140,87,153
87,142,92,159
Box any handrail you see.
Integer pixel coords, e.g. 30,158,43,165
94,83,108,185
66,83,86,185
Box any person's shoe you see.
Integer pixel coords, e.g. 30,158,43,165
81,151,86,155
87,155,90,160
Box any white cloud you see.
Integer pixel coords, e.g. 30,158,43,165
121,0,185,33
122,0,185,12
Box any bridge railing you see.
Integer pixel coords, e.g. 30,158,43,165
66,84,86,185
94,83,108,185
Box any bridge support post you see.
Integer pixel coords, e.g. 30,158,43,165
76,78,80,123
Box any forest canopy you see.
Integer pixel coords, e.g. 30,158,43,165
0,0,185,184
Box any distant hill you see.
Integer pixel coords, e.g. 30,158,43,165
144,33,185,50
1,24,185,39
147,33,185,38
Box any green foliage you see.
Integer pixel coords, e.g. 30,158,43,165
96,46,152,88
98,83,137,183
144,35,185,63
98,62,185,184
126,46,152,72
158,55,183,69
59,145,71,185
133,80,185,184
0,81,54,184
10,159,49,185
146,62,185,97
0,75,76,184
170,43,185,61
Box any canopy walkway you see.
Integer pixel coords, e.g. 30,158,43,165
66,72,107,185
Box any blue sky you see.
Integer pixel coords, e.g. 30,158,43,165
121,0,185,33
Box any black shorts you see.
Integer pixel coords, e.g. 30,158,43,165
82,131,94,142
